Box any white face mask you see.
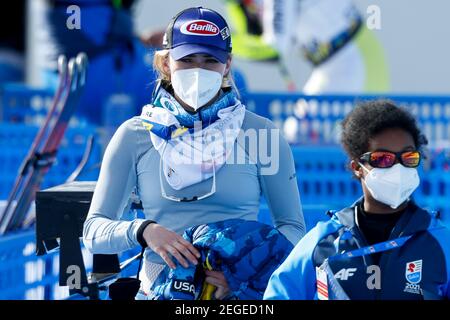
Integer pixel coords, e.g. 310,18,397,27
359,163,420,209
171,68,223,111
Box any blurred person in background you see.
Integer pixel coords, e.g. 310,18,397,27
224,0,390,94
37,0,156,126
264,100,450,300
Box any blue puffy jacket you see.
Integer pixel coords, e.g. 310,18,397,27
264,199,450,300
152,219,293,300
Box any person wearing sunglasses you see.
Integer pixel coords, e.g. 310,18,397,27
83,7,305,300
264,100,450,300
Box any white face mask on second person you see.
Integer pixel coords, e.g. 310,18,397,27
171,68,223,111
359,163,420,209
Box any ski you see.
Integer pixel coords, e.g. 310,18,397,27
0,56,69,229
65,134,95,184
0,52,88,234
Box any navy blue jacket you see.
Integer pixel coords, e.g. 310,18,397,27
152,219,293,300
264,199,450,300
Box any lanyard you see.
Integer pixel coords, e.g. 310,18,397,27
328,234,412,262
317,223,442,300
329,206,443,261
315,236,412,301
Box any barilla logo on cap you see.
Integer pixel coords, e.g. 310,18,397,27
180,20,219,36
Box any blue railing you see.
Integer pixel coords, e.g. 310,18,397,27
0,83,55,124
0,123,102,199
246,93,450,147
0,229,59,299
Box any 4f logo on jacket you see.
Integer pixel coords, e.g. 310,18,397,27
334,268,357,280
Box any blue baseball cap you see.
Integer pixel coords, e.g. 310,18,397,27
162,7,232,64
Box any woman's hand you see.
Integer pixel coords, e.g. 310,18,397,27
205,270,231,300
142,223,200,269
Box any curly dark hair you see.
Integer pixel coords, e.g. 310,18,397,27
341,99,428,160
